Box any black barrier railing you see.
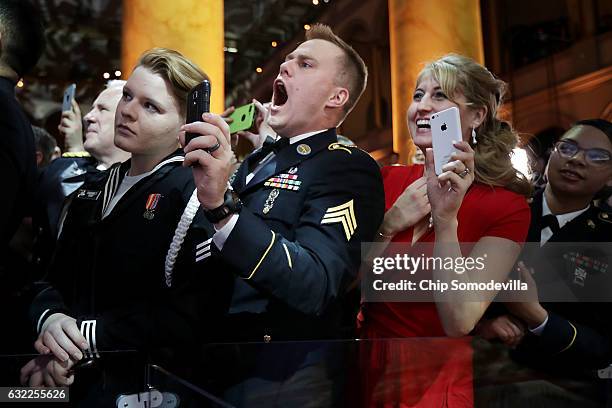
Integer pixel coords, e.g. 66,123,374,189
2,338,611,407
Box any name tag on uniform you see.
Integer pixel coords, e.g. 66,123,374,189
76,189,101,200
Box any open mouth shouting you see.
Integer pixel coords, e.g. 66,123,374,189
271,79,288,113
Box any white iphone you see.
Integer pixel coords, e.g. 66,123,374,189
430,106,462,175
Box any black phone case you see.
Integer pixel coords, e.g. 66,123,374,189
185,80,211,145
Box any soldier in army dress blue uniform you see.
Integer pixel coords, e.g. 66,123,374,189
478,119,612,407
182,24,385,407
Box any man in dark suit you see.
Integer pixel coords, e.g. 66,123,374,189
182,24,384,406
0,0,45,362
0,0,45,387
0,0,45,278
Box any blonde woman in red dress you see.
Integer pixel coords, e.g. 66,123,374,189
359,54,532,407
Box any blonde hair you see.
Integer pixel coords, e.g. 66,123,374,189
136,48,209,117
305,24,367,119
418,54,532,197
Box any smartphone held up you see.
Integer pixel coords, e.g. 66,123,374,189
185,79,211,148
62,83,76,112
430,107,462,175
228,103,256,134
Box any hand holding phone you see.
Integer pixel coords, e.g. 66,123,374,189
430,107,462,175
62,84,76,112
185,80,211,147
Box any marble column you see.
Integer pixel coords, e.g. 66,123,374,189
121,0,224,112
388,0,484,163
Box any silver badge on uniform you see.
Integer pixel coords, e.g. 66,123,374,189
263,189,280,214
76,189,101,201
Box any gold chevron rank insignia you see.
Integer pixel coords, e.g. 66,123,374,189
321,199,357,241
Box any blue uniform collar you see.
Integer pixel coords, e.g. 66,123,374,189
234,128,337,194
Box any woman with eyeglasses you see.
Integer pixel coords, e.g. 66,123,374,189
478,119,612,406
500,118,612,353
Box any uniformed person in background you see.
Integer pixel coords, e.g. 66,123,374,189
478,119,612,407
20,48,231,406
181,24,384,407
32,81,131,275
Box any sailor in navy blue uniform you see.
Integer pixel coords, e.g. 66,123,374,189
32,82,130,274
22,48,231,406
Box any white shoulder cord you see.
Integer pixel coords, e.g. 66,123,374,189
164,188,200,287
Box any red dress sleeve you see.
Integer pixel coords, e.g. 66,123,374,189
456,185,530,244
480,188,531,243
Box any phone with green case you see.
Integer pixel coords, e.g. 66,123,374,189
228,103,256,134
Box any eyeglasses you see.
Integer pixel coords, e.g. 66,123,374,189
554,140,612,165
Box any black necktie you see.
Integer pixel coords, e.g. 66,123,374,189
542,214,560,234
266,136,289,154
247,137,289,173
261,135,277,149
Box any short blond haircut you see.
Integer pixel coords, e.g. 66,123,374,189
305,24,367,120
136,48,209,117
105,79,126,91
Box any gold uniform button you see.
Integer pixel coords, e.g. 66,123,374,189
263,335,271,343
296,144,311,155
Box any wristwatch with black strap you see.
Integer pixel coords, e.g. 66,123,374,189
203,188,242,223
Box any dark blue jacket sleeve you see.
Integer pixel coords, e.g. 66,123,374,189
533,311,612,369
